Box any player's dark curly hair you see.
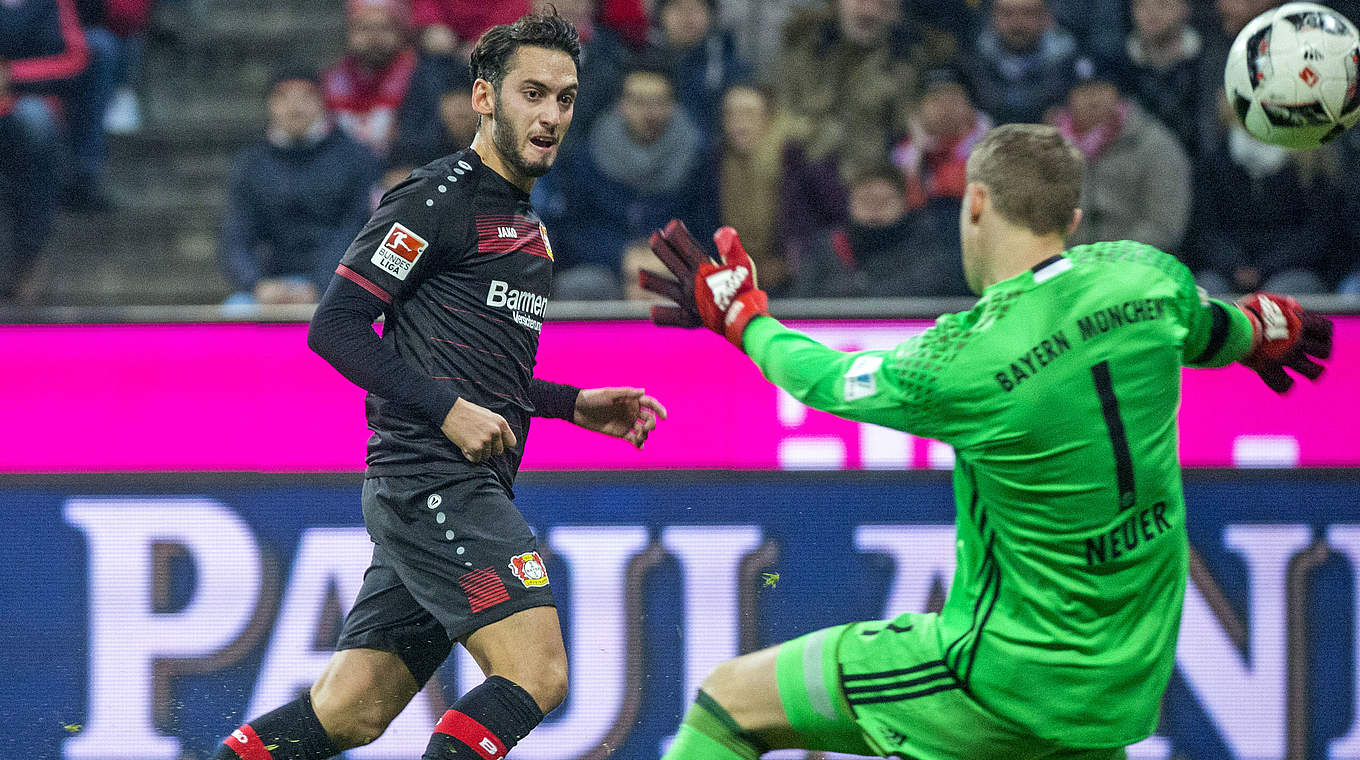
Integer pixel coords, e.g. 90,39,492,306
469,8,581,92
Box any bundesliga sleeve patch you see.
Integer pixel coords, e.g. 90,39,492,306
371,222,428,281
843,355,883,401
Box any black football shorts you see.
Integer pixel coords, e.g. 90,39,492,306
335,471,555,685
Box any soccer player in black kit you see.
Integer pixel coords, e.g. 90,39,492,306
212,11,665,760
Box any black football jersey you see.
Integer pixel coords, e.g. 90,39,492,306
335,149,555,488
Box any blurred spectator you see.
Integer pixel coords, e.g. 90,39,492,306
63,0,149,208
533,0,650,49
1192,105,1338,295
789,166,969,298
621,238,666,301
716,84,788,294
411,0,523,57
1123,0,1206,159
394,68,477,168
775,0,947,245
0,64,65,302
1194,0,1278,158
652,0,751,136
0,0,87,298
1048,0,1126,61
715,0,826,82
1057,57,1190,253
220,68,380,306
94,0,151,135
323,0,417,157
553,61,716,281
965,0,1079,125
1339,129,1360,294
891,67,992,241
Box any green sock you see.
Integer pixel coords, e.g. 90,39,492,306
663,691,767,760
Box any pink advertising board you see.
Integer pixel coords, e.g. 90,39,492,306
2,319,1355,472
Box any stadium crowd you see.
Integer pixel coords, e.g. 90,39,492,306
4,0,1360,304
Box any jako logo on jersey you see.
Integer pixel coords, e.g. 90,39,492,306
480,738,501,756
706,266,749,311
230,729,249,744
508,551,549,588
371,222,428,281
497,226,518,239
1258,296,1290,340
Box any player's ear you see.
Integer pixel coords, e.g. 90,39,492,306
966,182,986,224
472,78,496,117
1067,208,1083,238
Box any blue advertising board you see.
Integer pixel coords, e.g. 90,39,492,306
4,471,1358,760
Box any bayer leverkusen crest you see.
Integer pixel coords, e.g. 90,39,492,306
509,551,549,588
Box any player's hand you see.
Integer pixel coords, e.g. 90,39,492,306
572,387,667,449
1236,292,1333,393
640,219,707,328
642,220,770,348
440,398,518,462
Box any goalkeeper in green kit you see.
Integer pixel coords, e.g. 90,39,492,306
639,124,1333,760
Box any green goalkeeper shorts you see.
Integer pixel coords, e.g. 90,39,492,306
775,612,1128,760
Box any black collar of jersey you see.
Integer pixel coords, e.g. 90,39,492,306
454,148,532,201
1030,254,1065,274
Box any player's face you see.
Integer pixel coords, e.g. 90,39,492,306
489,47,578,180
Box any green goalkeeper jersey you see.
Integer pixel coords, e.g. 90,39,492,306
743,241,1256,747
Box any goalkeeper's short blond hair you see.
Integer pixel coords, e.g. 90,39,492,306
966,124,1084,237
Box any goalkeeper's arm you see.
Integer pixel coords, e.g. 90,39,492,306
1181,288,1332,393
741,316,922,433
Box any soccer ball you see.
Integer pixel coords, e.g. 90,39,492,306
1224,2,1360,149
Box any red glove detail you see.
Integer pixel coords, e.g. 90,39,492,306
1236,292,1333,393
639,221,770,348
694,227,769,347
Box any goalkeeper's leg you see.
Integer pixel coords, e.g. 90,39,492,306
663,626,876,759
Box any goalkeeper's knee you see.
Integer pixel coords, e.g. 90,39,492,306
663,689,768,760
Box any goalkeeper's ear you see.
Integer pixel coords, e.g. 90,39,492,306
713,226,758,287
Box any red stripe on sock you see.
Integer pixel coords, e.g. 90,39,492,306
433,710,507,760
222,724,275,760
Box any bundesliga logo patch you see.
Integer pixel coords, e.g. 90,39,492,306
371,222,428,281
508,551,549,588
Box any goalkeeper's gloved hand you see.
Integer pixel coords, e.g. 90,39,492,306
641,220,770,348
1236,292,1333,393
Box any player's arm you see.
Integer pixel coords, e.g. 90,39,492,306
1176,270,1332,392
640,221,933,435
308,174,515,462
527,379,667,449
742,318,923,432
